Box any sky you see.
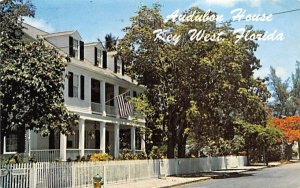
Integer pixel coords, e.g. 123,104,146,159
24,0,300,80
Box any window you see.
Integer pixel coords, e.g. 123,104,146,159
114,57,122,74
67,130,79,148
73,74,79,98
117,64,121,74
96,49,102,67
73,39,79,58
4,134,18,153
91,79,100,103
133,91,137,98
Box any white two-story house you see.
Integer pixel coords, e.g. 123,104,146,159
2,23,145,161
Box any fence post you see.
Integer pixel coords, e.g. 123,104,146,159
103,164,107,187
29,163,37,188
127,163,131,183
72,162,76,188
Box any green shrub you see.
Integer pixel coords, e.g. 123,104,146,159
137,151,147,159
119,149,138,160
148,146,165,159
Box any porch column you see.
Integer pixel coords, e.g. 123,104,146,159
100,122,106,153
79,118,85,157
114,85,119,118
60,133,67,161
141,132,146,152
100,81,106,116
114,123,120,158
26,130,31,157
131,127,136,153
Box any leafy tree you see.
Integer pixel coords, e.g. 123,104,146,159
130,94,166,156
271,116,300,160
236,120,282,165
291,61,300,115
268,67,291,116
0,0,79,141
269,63,300,117
119,4,269,158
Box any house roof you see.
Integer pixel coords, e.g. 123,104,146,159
84,42,98,46
22,23,49,40
42,31,75,38
85,41,106,50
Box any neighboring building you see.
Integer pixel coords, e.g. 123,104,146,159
1,23,145,161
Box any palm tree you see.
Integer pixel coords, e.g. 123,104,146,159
104,33,118,51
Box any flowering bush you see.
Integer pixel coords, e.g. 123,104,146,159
90,153,113,161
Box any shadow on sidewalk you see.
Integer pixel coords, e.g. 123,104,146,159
172,171,253,180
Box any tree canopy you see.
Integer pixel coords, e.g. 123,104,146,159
0,0,78,137
268,62,300,117
118,4,269,158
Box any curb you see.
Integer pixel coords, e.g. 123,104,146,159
159,177,211,188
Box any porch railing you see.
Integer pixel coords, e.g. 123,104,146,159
91,102,102,114
29,149,104,162
105,105,116,116
30,149,60,162
66,149,80,160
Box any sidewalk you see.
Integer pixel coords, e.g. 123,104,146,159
105,162,282,188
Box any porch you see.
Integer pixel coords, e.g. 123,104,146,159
29,119,145,162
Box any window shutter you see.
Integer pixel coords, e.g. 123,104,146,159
80,75,85,100
114,56,117,73
17,128,26,153
69,36,74,57
103,51,107,69
68,72,74,97
0,136,3,154
80,41,84,60
122,61,125,75
94,47,97,66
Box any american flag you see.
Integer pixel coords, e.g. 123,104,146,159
116,92,134,117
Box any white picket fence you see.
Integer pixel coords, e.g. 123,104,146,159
0,156,247,188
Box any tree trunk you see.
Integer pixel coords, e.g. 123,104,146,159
177,120,188,158
285,143,293,161
178,135,187,158
166,114,177,159
246,148,250,165
167,130,175,158
262,145,267,166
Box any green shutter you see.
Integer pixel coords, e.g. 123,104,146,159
94,47,97,66
114,56,117,73
80,41,84,60
103,51,107,68
68,72,73,97
80,75,85,100
69,36,74,57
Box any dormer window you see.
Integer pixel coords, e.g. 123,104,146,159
73,38,79,58
96,48,102,67
117,64,121,74
69,36,84,60
114,56,122,74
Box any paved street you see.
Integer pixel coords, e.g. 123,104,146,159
181,162,300,188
